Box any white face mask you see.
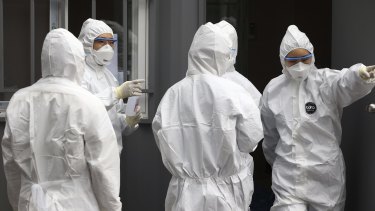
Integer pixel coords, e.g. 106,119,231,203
286,62,312,81
92,44,114,66
229,47,237,65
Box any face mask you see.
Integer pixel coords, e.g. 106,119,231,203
286,62,312,81
92,44,114,66
229,47,237,65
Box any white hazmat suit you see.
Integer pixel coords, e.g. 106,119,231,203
152,22,264,211
261,25,375,210
2,29,121,211
79,18,138,153
217,21,262,106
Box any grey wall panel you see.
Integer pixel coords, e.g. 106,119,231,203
152,0,201,106
0,122,12,210
121,125,170,211
332,1,375,210
122,0,203,210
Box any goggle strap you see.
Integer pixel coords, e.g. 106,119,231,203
285,53,313,61
94,37,118,42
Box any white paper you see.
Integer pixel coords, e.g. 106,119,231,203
125,96,140,116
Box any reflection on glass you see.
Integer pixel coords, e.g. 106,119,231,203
127,0,133,81
206,0,239,28
95,0,141,84
96,0,126,83
34,0,50,81
0,0,49,101
4,0,31,89
206,0,247,76
70,0,147,117
68,0,91,37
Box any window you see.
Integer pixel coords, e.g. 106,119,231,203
128,0,149,119
0,0,49,100
0,0,150,119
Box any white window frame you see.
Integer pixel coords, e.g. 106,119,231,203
131,0,149,119
50,0,68,30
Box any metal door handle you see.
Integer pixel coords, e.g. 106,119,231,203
141,89,154,94
366,104,375,113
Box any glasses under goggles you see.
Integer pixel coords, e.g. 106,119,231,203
284,53,313,61
94,37,117,45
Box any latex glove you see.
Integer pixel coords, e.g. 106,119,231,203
125,105,142,127
359,65,375,81
115,79,145,99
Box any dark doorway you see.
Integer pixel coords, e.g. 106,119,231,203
206,1,332,210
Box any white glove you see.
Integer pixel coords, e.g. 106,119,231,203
125,105,142,127
115,79,145,99
359,65,375,81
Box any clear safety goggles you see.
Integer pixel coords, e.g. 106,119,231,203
94,37,118,45
284,53,313,62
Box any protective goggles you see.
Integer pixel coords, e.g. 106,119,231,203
284,53,313,61
94,37,117,45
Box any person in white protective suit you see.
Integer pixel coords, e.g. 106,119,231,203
78,18,143,153
261,25,375,211
152,22,264,211
217,20,262,106
2,29,121,211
